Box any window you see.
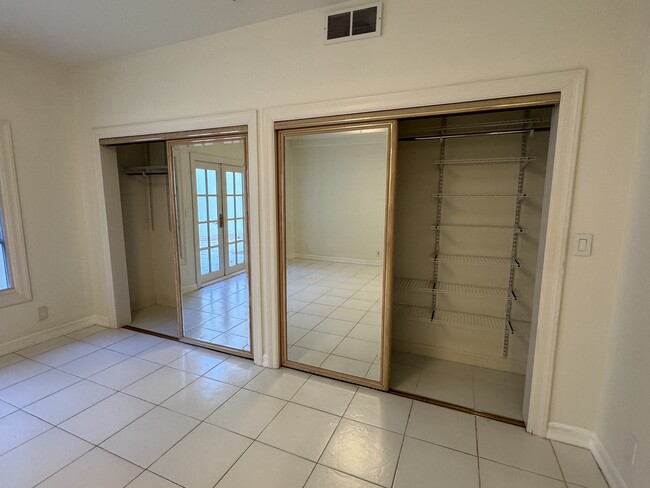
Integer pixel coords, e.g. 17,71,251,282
0,121,31,307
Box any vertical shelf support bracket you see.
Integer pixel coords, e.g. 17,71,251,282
431,118,447,318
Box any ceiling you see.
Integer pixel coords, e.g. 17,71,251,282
0,0,346,66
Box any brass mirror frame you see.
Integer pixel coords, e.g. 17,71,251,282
167,133,254,358
277,120,398,390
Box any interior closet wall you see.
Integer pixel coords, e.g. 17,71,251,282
117,142,176,311
392,109,550,374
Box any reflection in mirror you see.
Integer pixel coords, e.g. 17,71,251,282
282,126,391,383
171,137,251,353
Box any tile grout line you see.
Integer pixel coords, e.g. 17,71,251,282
389,399,414,488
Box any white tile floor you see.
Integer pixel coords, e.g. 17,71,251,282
129,273,251,352
0,327,609,488
286,259,383,380
391,351,526,421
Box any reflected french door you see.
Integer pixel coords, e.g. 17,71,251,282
192,162,247,285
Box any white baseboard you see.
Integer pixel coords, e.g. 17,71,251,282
0,314,109,356
392,338,527,374
182,283,199,294
547,422,628,488
292,253,382,266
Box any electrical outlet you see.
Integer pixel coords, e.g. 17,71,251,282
37,306,48,321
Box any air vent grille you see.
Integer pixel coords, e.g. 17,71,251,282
325,3,382,44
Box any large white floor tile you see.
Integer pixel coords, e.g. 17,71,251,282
329,308,366,322
60,392,154,444
24,380,114,424
150,423,251,488
244,367,309,400
30,341,101,367
58,349,129,378
0,359,51,390
0,428,92,488
122,366,198,404
203,356,263,386
0,353,24,369
215,442,314,488
320,419,403,488
552,441,609,488
292,375,357,416
259,402,339,461
37,447,143,488
0,369,80,407
80,328,137,347
479,458,566,488
0,410,51,455
389,363,420,393
100,406,199,468
406,401,477,455
0,398,17,418
88,357,161,390
161,376,239,420
106,334,166,356
65,325,108,341
17,336,75,358
348,324,382,342
344,388,412,434
167,348,229,375
135,341,195,365
393,437,479,488
206,388,286,439
473,381,524,421
476,418,562,479
305,465,380,488
126,471,181,488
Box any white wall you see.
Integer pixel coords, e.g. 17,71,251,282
597,29,650,488
69,0,650,433
286,133,387,264
0,46,94,345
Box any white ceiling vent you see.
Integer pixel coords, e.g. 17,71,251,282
324,3,382,44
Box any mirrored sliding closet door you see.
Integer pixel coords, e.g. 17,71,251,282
169,136,253,355
277,122,397,388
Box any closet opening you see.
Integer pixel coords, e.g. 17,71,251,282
275,94,559,426
100,127,253,358
390,106,555,425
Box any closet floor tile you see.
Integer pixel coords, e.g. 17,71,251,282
291,375,357,416
406,400,477,455
344,388,412,434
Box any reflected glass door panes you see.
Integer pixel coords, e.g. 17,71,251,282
224,167,246,273
194,165,224,284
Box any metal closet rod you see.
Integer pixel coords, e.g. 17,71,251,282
399,127,550,141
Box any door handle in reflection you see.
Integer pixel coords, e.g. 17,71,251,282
219,213,224,228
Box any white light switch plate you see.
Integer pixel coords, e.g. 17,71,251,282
574,233,593,256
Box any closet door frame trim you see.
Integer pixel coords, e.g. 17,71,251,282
260,70,585,436
92,110,263,365
276,121,398,390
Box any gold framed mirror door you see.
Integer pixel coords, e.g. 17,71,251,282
167,134,253,357
277,121,397,389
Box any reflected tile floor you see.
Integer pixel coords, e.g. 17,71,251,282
129,273,251,352
286,259,383,381
0,327,609,488
391,351,526,421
